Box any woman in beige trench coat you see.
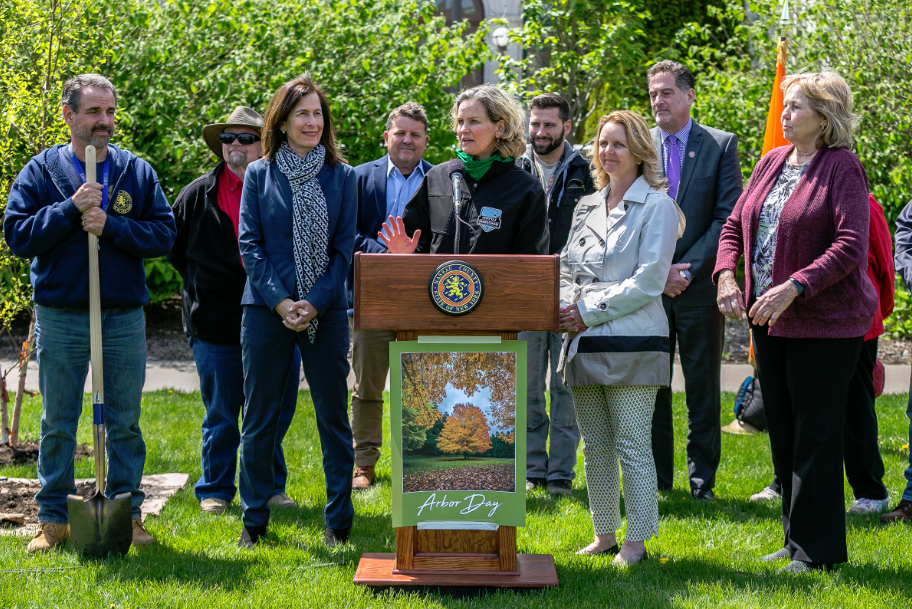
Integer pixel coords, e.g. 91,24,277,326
558,110,683,566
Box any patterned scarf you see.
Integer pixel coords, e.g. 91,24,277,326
275,141,329,343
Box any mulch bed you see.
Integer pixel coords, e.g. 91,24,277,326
0,441,92,467
0,480,97,528
0,442,93,528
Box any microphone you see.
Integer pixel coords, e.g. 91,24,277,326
447,159,466,254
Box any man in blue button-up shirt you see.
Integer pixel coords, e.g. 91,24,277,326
350,103,434,489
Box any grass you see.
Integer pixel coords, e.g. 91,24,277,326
0,388,910,608
403,456,514,473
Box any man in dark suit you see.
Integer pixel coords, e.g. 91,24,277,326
647,60,743,501
350,102,434,489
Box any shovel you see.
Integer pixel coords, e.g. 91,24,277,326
66,144,133,557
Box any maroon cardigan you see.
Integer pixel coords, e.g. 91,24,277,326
713,145,876,338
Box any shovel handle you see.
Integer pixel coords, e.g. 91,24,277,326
86,145,106,493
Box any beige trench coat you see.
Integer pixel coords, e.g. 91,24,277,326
557,176,684,387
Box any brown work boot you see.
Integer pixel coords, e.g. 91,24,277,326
880,499,912,524
27,522,70,553
132,517,157,546
352,466,375,490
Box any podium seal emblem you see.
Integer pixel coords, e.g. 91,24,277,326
428,260,483,316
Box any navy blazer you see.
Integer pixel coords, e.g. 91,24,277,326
238,157,357,314
651,121,742,306
353,154,435,255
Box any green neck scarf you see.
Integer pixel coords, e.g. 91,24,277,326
456,149,513,181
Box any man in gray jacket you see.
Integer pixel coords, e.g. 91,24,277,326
646,61,742,501
517,93,595,495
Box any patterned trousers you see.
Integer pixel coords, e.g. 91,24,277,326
571,385,660,541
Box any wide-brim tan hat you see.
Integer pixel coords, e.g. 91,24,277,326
202,106,264,160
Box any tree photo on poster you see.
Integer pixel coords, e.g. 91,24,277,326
400,352,516,494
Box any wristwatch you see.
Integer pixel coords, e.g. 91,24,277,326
679,269,693,282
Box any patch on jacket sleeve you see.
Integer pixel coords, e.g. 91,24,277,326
113,190,133,214
478,206,502,232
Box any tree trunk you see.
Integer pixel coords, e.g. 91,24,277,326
0,369,9,445
11,314,36,447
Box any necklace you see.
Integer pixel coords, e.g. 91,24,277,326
790,147,817,167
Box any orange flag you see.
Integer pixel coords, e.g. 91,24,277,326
761,38,788,157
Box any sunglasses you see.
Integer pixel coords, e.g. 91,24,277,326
219,133,261,145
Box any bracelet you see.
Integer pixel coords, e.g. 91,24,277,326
789,277,804,295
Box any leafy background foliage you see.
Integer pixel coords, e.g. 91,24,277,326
0,0,491,308
0,0,115,325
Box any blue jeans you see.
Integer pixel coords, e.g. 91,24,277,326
904,372,912,502
34,305,147,523
190,337,300,503
239,305,353,530
519,330,580,481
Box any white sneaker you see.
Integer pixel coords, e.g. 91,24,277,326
267,492,296,509
200,498,228,514
749,486,781,503
847,496,890,515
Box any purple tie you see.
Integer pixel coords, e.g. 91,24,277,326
667,135,681,200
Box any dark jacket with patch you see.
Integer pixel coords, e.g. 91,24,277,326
3,143,176,309
516,142,596,255
402,160,549,255
167,162,248,345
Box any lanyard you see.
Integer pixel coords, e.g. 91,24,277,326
68,147,110,210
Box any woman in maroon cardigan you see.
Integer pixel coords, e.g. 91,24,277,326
714,71,876,573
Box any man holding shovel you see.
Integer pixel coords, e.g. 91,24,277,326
3,74,176,552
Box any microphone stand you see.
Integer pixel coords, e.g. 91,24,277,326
452,174,462,255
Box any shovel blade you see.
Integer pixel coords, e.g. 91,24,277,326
67,492,133,557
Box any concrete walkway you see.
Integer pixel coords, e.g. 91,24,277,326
3,359,911,395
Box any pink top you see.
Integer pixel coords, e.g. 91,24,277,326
865,194,895,341
714,145,876,338
216,165,243,240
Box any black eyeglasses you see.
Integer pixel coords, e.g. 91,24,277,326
219,133,261,145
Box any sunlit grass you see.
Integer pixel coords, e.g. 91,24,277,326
0,389,909,608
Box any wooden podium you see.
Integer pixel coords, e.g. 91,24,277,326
352,253,560,588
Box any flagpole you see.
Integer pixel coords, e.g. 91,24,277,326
779,0,790,45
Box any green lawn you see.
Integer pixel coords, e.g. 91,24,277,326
403,455,514,473
0,389,910,608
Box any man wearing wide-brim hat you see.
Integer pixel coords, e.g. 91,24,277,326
168,106,302,515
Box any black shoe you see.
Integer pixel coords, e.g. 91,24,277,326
238,524,267,549
692,489,715,502
546,479,573,496
525,477,546,491
324,527,350,548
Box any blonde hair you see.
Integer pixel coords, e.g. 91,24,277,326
780,70,857,149
590,111,667,191
451,85,526,159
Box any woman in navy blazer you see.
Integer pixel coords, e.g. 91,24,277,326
236,75,357,548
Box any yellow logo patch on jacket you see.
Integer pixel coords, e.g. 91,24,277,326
113,190,132,214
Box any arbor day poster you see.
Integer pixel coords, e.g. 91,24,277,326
390,341,526,528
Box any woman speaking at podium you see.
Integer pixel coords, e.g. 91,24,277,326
557,110,683,566
379,85,548,255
